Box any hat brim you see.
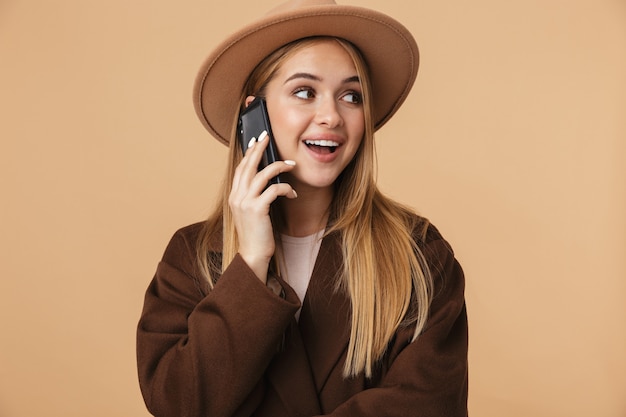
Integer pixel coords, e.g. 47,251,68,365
193,5,419,145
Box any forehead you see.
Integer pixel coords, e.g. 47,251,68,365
275,39,358,78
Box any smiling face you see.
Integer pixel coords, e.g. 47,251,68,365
256,39,366,193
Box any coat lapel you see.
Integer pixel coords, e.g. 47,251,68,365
266,319,322,416
266,232,351,413
298,232,351,391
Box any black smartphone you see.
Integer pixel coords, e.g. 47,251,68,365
237,97,282,185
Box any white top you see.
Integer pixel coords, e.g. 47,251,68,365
280,230,324,320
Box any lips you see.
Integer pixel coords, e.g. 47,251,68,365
304,139,340,154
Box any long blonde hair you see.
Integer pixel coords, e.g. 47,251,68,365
196,37,433,378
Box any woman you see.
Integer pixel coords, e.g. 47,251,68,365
137,1,468,416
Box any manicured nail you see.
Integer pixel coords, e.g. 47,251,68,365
247,137,256,149
258,130,268,142
284,160,296,166
292,189,298,198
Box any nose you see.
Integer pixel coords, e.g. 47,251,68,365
314,97,343,128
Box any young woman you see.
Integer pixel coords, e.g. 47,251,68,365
137,1,468,416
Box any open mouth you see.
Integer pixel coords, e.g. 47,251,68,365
304,139,339,154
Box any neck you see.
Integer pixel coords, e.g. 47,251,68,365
278,185,332,237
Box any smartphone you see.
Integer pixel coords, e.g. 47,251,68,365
238,97,282,185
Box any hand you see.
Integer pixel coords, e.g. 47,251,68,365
229,131,297,283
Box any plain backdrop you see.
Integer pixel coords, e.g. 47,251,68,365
1,0,625,416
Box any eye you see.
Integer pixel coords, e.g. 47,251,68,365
342,91,362,105
294,88,315,100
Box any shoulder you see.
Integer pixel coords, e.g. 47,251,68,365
403,212,441,245
406,212,454,255
164,219,224,253
157,221,216,279
407,212,463,290
172,221,206,241
162,222,205,258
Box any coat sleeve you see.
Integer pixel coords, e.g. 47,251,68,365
136,226,301,417
321,236,468,417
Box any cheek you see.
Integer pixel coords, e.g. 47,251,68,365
269,111,306,159
270,112,295,150
271,110,314,155
268,103,302,136
267,106,288,147
348,114,365,150
345,124,365,164
347,139,363,163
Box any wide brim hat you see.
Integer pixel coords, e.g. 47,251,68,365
193,0,419,145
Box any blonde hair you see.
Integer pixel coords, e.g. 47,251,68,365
196,37,433,378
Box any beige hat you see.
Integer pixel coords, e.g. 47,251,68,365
193,0,419,145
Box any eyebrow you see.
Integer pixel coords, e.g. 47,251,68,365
284,72,360,85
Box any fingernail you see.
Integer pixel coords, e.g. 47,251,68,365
284,160,296,166
258,130,268,142
292,189,298,198
247,137,256,149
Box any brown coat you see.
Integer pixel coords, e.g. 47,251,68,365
137,220,468,417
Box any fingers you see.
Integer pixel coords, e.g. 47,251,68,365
233,131,270,190
231,131,297,206
257,182,298,206
231,133,265,193
246,162,297,205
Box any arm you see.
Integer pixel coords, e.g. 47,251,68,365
321,237,468,417
137,226,300,417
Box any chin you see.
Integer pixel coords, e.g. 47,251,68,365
301,179,335,189
293,173,339,190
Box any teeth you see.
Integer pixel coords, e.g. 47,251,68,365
305,139,339,147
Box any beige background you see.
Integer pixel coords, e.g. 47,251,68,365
1,0,624,416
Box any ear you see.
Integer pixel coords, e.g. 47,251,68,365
244,95,256,108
